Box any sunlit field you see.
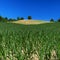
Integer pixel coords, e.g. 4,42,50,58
10,20,48,25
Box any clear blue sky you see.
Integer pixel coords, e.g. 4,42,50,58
0,0,60,21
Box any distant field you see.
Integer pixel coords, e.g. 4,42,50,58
10,20,49,25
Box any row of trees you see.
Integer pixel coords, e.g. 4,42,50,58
50,18,60,22
0,15,60,22
0,16,32,22
17,16,32,20
0,16,31,22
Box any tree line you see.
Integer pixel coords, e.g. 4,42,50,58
0,15,60,22
50,18,60,22
0,16,32,22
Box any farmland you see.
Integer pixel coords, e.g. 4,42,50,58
10,20,48,25
0,22,60,60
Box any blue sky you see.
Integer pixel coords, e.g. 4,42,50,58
0,0,60,21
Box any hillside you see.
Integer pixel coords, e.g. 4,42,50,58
10,20,49,25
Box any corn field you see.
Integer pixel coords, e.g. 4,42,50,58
0,22,60,60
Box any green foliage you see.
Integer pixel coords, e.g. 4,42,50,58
17,17,24,20
20,17,24,20
5,17,8,20
28,16,32,20
0,16,8,22
17,17,20,20
0,22,60,60
0,16,3,21
0,16,4,22
57,19,60,22
50,18,54,22
8,18,16,22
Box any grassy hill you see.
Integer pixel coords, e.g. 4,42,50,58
10,20,49,25
0,22,60,60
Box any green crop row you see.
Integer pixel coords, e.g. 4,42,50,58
0,22,60,60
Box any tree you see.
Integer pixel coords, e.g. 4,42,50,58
5,17,8,20
17,17,21,20
50,18,54,22
0,16,3,21
0,16,7,22
57,19,60,22
8,18,14,21
20,17,24,20
8,18,16,22
28,16,32,20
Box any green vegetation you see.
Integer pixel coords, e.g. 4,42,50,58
0,22,60,60
0,16,8,22
57,19,60,22
50,18,54,22
1,15,60,23
28,16,32,20
17,17,24,20
8,18,16,21
20,17,24,20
